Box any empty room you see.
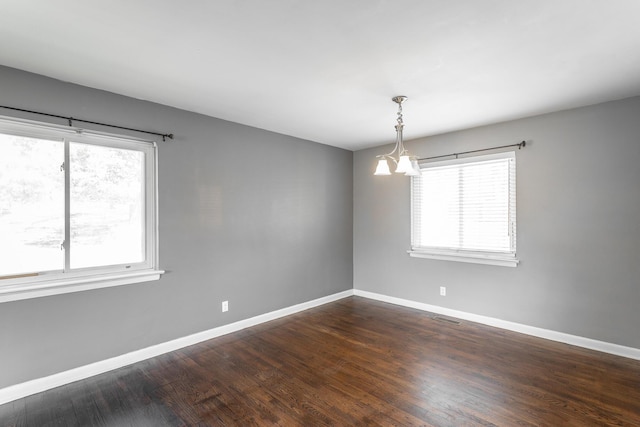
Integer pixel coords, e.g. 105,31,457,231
1,1,639,425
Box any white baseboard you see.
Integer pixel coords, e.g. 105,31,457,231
0,289,354,406
4,288,638,406
354,289,640,361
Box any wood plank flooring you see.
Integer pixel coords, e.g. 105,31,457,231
1,296,639,426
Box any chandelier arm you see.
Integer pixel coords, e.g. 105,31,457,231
377,153,398,164
377,139,401,160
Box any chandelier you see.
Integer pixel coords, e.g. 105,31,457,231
374,96,420,176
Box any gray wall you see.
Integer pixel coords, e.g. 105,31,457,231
0,66,353,389
354,96,640,349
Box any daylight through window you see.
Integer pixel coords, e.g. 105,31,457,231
0,116,162,302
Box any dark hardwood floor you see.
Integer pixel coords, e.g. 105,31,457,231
2,296,640,426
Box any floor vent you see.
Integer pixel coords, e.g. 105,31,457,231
433,316,461,325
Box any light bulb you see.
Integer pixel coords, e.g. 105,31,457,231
395,155,412,173
405,158,421,176
374,158,391,175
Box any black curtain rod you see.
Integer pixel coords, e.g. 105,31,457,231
0,105,174,141
417,141,526,162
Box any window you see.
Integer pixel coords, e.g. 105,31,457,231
409,151,518,267
0,116,162,302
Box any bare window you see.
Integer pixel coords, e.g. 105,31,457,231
0,117,162,302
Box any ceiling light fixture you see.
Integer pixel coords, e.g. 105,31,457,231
374,96,420,176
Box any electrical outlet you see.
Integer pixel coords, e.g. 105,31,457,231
222,300,229,312
440,286,446,296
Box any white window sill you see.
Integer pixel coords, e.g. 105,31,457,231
0,269,165,303
408,249,519,267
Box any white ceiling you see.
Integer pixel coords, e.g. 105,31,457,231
1,1,640,151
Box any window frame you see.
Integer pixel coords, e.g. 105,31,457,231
0,116,163,303
408,151,519,267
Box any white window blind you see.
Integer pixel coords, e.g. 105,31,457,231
410,151,518,266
